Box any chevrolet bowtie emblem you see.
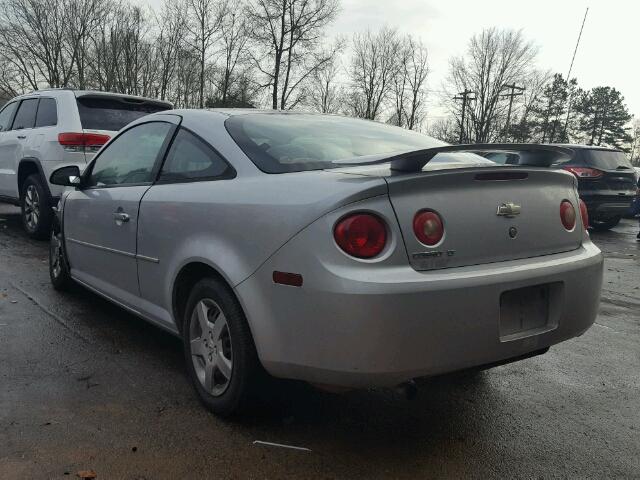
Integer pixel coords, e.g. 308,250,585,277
496,202,521,217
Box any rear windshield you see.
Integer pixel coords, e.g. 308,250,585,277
583,150,633,170
225,113,445,173
77,96,171,131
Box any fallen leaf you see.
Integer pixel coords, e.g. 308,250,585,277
76,470,97,479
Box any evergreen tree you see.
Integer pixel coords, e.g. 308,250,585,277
530,74,577,143
574,86,632,149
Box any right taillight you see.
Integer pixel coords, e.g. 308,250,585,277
562,166,603,179
578,199,589,230
334,213,387,259
413,210,444,246
560,200,576,231
58,132,110,152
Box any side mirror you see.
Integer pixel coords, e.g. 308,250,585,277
50,165,82,187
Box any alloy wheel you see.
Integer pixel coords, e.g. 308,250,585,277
24,185,40,231
189,299,233,397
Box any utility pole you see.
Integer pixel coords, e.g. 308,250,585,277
501,84,525,141
453,89,475,143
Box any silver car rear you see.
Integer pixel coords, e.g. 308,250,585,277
386,167,583,271
50,110,603,414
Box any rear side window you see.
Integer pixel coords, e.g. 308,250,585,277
159,128,233,182
583,150,633,170
35,98,57,127
0,102,18,132
12,99,38,130
77,96,171,131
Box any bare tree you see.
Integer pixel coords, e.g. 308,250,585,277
509,69,551,142
216,0,249,106
186,0,223,108
0,0,68,88
66,0,109,89
155,0,189,101
246,0,340,110
347,27,401,120
426,117,458,143
303,50,343,113
390,35,429,129
445,28,538,142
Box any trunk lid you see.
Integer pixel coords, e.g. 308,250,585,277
385,167,584,271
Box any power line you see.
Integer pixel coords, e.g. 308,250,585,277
566,7,589,81
563,7,589,138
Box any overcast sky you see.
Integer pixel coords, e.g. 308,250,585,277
146,0,637,118
327,0,637,118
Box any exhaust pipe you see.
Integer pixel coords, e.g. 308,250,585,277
396,380,417,400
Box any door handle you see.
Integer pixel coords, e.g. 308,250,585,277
113,212,130,223
16,135,26,139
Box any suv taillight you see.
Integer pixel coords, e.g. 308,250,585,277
334,213,387,259
58,132,110,152
562,166,603,179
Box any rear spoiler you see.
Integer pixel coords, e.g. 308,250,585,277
334,143,575,173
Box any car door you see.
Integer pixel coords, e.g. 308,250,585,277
0,100,31,198
63,120,177,308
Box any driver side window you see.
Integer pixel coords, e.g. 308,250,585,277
89,122,172,187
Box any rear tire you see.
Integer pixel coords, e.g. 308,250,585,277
590,216,620,231
21,174,52,240
183,277,262,416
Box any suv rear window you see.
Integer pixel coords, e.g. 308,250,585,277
77,96,171,131
583,150,633,170
225,113,445,173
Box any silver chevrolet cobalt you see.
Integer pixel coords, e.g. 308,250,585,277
49,110,604,415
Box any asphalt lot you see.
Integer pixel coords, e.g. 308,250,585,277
0,203,638,479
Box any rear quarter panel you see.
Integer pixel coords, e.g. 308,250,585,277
136,171,387,327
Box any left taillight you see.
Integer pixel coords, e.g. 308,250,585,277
333,213,387,259
58,132,110,152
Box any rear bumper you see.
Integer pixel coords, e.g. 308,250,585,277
236,241,604,388
581,194,635,219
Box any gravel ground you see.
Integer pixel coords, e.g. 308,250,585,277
0,204,638,479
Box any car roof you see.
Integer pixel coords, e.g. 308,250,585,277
10,89,172,107
201,108,335,117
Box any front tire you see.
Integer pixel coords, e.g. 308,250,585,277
49,228,73,291
590,216,621,231
183,277,261,416
21,174,52,240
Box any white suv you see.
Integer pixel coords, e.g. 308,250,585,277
0,89,171,239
